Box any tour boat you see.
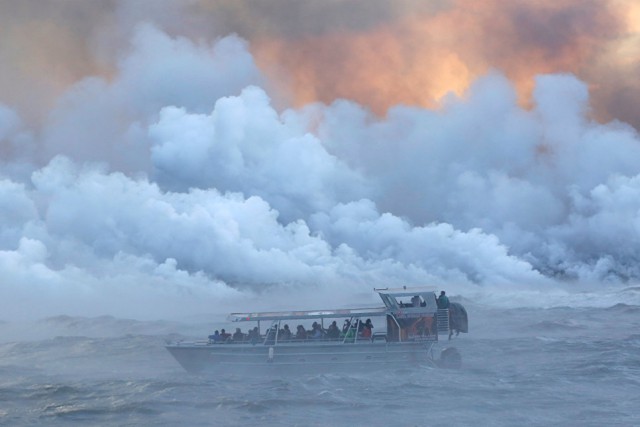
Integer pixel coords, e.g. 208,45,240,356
166,287,468,373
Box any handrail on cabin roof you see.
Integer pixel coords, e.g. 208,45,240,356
375,287,439,297
227,306,389,322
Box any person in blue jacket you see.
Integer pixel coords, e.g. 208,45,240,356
437,291,450,309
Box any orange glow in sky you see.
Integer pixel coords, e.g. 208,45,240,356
0,0,638,126
251,0,636,119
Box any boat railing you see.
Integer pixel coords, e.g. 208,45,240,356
205,334,385,345
203,333,441,346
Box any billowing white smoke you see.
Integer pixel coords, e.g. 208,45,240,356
316,73,640,282
0,25,638,319
41,25,263,173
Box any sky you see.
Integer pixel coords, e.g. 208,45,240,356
0,0,639,320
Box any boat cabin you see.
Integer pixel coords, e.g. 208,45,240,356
375,287,440,342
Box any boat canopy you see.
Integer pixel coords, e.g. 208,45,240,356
228,306,388,322
374,286,438,297
228,286,441,322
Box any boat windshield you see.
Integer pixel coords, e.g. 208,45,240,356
375,288,438,312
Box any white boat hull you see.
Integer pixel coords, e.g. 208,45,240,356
166,340,436,373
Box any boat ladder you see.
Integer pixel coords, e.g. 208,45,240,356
436,309,450,337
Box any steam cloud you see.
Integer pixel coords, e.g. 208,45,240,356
1,4,639,319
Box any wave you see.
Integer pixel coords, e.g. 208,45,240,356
39,315,184,336
619,286,640,293
528,319,587,332
603,303,640,314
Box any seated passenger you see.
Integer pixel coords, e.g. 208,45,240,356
310,322,323,339
360,319,373,338
248,326,260,344
342,319,351,335
343,326,356,340
308,322,324,338
279,324,292,341
232,327,244,342
361,326,372,338
326,321,340,339
411,295,421,307
295,324,307,340
219,329,231,342
208,330,221,343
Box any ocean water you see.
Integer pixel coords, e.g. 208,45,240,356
1,294,640,426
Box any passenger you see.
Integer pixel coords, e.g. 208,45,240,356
295,324,307,340
365,318,374,332
308,321,324,338
361,326,372,338
208,330,221,343
232,327,244,342
248,326,260,344
326,321,340,339
411,295,421,307
310,322,323,339
279,324,292,341
360,319,373,338
343,324,356,340
342,319,351,335
220,329,231,342
437,291,450,309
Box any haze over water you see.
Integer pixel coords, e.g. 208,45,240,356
1,1,640,425
2,293,640,426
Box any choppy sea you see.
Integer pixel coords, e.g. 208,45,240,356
2,290,640,426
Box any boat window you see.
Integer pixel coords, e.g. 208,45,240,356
378,294,398,309
396,297,414,308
